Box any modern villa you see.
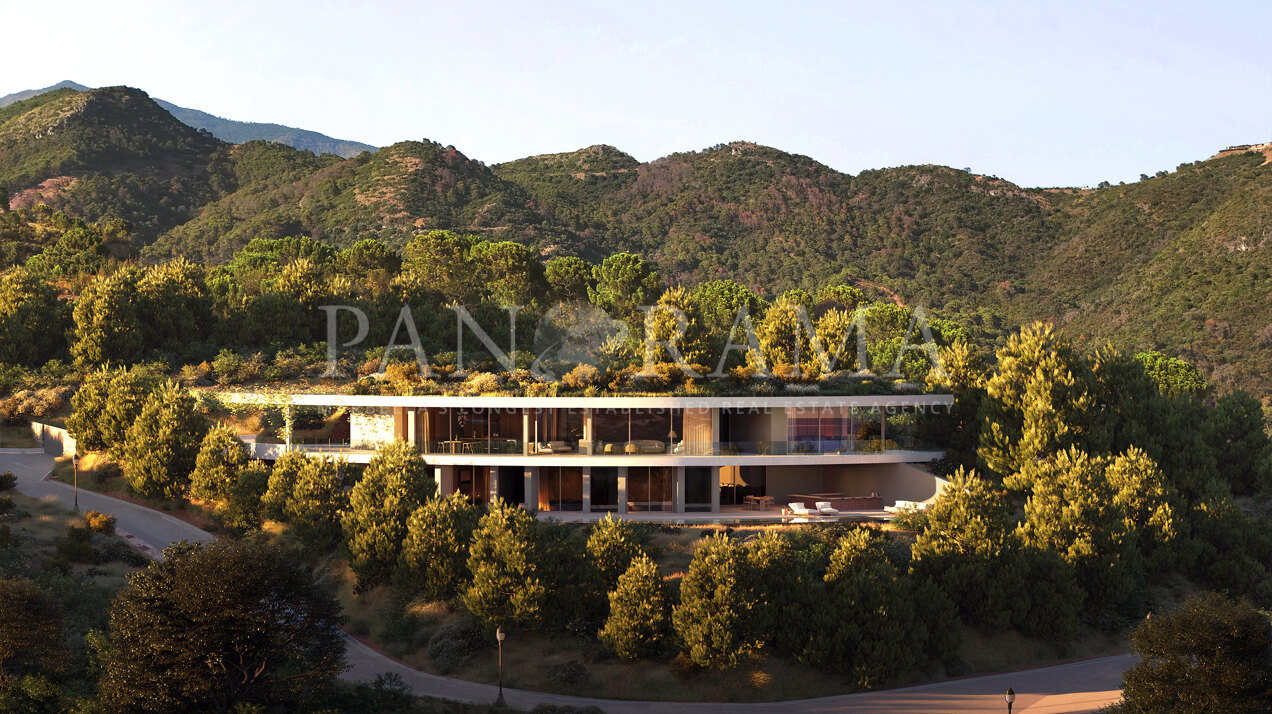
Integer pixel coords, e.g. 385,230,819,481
222,392,953,518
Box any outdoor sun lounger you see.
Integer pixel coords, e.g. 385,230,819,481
788,502,818,516
815,501,840,516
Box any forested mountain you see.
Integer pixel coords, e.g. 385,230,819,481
0,81,375,157
0,84,1268,394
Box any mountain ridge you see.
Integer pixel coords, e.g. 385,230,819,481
0,83,1269,396
0,81,376,158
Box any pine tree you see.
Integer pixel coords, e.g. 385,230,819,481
804,529,919,687
260,450,310,522
102,367,161,459
285,457,348,552
462,498,545,628
189,425,249,502
341,440,435,589
586,514,648,591
122,382,208,500
1017,447,1142,619
910,468,1028,629
65,367,113,452
395,493,480,600
672,533,759,668
980,322,1101,482
598,554,670,659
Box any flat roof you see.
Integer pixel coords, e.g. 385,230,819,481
212,392,954,410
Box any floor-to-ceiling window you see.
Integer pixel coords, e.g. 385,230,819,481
591,467,618,511
685,467,712,512
626,466,673,511
538,466,583,511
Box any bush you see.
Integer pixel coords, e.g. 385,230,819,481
0,386,72,424
0,496,13,515
598,554,671,659
84,510,116,534
91,460,123,485
0,471,15,491
394,493,480,600
672,533,760,668
586,514,648,591
1122,591,1272,711
54,526,97,564
562,364,600,389
424,617,485,675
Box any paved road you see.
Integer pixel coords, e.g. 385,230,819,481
3,450,1129,712
3,450,212,556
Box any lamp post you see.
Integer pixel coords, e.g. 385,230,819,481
495,625,506,707
1005,687,1016,713
72,453,79,514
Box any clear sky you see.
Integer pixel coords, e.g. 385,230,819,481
5,0,1270,187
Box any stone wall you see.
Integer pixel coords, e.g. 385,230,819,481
350,407,395,448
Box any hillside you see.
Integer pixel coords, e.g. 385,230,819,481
0,81,376,158
0,83,1268,394
153,99,375,158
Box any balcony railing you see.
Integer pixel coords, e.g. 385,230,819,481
254,437,940,458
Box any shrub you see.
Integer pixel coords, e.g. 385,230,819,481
598,554,671,660
394,493,480,601
0,471,15,491
342,440,435,589
84,510,116,535
562,364,600,389
54,526,97,564
672,533,760,668
1122,591,1272,711
90,461,122,485
586,514,648,591
0,495,13,515
424,617,485,675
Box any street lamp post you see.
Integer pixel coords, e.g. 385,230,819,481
72,453,79,514
495,625,506,707
1005,687,1016,713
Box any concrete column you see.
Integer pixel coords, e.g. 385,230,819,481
487,467,498,504
617,466,628,514
524,466,538,512
522,409,531,455
581,466,591,513
437,466,456,497
880,407,887,448
406,409,418,446
582,408,593,454
710,466,721,513
674,466,686,513
283,405,293,450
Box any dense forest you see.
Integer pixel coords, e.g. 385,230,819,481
0,85,1268,396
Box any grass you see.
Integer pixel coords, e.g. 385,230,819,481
0,489,146,592
0,423,40,448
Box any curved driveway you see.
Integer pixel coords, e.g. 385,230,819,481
4,451,1128,712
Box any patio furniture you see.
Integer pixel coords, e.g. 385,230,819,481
815,501,840,516
788,502,818,517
